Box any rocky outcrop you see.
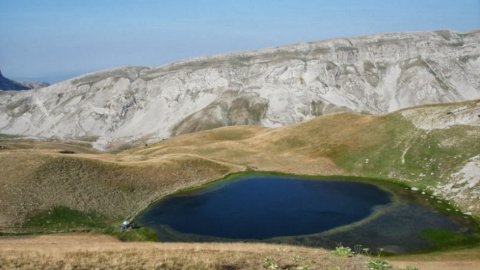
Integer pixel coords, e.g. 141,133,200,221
0,30,479,149
20,81,50,90
172,91,268,136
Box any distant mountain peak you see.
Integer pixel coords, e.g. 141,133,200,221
0,68,49,91
0,69,30,91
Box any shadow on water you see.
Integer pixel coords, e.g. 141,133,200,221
137,173,479,254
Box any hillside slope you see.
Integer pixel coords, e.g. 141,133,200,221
0,100,478,228
127,100,480,216
0,30,479,149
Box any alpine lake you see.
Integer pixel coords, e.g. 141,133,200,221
137,173,479,254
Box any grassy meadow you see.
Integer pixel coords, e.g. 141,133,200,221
0,100,479,269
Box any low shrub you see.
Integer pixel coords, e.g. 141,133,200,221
331,246,355,257
366,259,391,270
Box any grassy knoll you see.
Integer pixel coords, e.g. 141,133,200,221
0,100,479,269
0,100,479,234
0,149,237,229
125,101,480,216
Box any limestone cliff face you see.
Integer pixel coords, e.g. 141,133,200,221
0,30,479,149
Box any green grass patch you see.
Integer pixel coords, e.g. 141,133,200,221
330,113,480,191
420,228,479,247
23,206,158,242
24,206,112,232
116,227,158,241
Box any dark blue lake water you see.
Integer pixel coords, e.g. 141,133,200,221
137,174,476,253
139,174,391,239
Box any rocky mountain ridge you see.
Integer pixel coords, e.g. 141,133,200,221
20,81,50,90
0,29,479,149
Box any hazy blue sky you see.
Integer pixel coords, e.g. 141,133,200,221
1,0,479,82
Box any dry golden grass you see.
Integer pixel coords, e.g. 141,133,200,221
0,115,348,228
0,147,238,227
1,101,480,228
0,234,478,270
0,234,367,270
389,246,480,270
0,101,479,269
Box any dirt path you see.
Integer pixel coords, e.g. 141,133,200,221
0,233,317,252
